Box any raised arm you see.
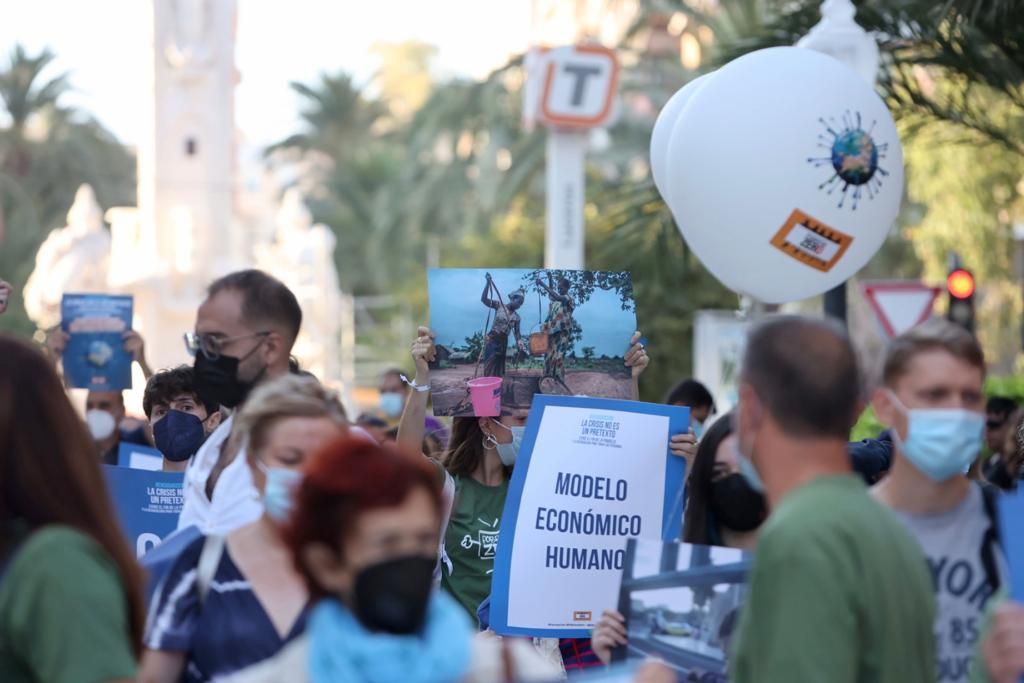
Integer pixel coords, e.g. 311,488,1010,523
398,326,435,455
624,331,648,402
481,274,500,309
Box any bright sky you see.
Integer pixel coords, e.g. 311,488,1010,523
0,0,532,148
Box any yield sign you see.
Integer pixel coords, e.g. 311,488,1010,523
862,281,941,337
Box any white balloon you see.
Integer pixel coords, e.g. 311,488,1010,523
664,47,905,304
650,74,714,199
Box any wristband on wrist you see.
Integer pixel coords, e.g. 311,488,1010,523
400,374,431,393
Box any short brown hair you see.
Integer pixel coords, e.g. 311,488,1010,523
207,269,302,345
882,319,985,387
741,316,861,439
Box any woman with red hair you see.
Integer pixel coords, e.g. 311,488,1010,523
225,436,557,683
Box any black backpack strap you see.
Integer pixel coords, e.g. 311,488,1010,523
979,484,1004,599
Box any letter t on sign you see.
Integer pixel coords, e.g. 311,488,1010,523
532,45,619,270
563,64,602,106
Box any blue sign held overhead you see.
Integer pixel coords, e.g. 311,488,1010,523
61,293,134,391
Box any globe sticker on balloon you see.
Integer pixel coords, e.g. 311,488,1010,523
661,47,904,304
808,111,891,209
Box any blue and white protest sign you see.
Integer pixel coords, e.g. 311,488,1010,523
102,464,183,558
491,395,688,638
1000,487,1024,601
117,442,164,470
61,293,133,390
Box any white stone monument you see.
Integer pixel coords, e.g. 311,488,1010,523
26,0,354,411
23,184,112,330
256,188,343,384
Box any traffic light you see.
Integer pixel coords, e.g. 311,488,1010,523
946,266,975,333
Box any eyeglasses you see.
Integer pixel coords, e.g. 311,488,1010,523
986,419,1007,430
184,331,270,361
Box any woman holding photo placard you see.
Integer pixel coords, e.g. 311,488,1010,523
398,324,685,675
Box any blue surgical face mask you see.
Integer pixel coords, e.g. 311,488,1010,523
491,421,525,466
260,464,302,522
153,410,207,462
380,392,405,418
888,391,984,482
691,418,705,440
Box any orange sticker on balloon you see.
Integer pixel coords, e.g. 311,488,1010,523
770,209,853,273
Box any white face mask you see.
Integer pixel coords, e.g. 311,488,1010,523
86,409,117,441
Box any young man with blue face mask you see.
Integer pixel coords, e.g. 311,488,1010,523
729,316,936,683
872,319,1008,683
143,366,222,472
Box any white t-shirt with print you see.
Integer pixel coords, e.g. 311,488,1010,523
891,483,1007,682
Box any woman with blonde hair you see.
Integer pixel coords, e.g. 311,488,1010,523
140,374,348,683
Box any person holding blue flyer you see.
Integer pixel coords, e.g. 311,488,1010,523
729,316,936,683
872,320,1008,683
84,389,152,465
0,335,144,683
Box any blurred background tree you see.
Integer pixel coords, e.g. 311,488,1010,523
2,0,1022,399
0,45,135,337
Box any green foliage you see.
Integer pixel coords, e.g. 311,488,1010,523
458,332,484,359
521,269,636,313
851,406,886,442
0,45,135,338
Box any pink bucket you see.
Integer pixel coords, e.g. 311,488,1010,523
467,376,503,417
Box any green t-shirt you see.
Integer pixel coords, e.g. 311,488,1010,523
441,475,509,622
731,474,936,683
0,525,137,683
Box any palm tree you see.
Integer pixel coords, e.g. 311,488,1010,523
633,0,1024,153
0,45,134,337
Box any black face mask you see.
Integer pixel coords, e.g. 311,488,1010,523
193,352,262,410
351,555,435,635
709,473,767,533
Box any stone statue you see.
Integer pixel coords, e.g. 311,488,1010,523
256,188,341,383
23,184,112,330
164,0,214,75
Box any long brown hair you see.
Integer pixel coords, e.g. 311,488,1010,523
443,416,511,479
0,335,145,654
682,413,735,546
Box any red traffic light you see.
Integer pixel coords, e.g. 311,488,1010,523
947,269,975,299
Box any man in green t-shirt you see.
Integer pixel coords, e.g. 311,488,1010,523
728,316,936,683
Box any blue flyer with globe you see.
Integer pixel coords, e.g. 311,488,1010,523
61,293,134,391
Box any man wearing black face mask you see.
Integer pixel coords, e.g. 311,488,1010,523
143,366,222,472
177,269,303,534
